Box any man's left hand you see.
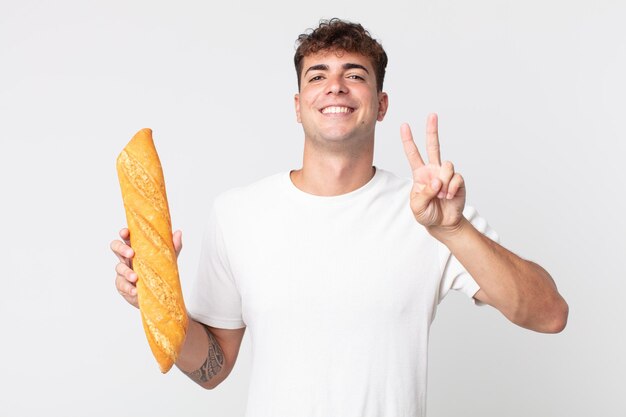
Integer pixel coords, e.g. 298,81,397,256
401,113,466,235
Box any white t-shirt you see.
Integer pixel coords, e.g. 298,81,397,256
187,168,498,417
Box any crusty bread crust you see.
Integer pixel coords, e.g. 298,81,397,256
116,128,188,373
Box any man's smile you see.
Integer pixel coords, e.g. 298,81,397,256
320,106,355,115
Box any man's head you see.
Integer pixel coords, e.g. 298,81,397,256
294,18,388,92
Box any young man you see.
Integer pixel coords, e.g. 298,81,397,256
112,18,568,417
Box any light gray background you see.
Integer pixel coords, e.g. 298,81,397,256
0,0,624,416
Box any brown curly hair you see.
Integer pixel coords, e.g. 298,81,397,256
294,18,388,92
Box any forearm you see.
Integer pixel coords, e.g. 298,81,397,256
431,218,568,333
175,319,228,389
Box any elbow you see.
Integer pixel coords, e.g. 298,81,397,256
512,295,569,334
202,381,220,390
202,371,232,390
544,297,569,334
200,376,226,390
200,366,235,390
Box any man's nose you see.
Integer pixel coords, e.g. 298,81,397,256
327,75,348,94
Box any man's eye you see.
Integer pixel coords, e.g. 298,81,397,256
348,74,365,80
309,75,324,82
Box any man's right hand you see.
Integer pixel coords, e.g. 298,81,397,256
111,226,246,389
111,227,183,308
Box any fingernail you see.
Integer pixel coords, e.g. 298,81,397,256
431,179,440,189
446,193,453,199
437,192,445,199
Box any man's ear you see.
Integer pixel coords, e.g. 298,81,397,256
294,93,301,123
377,92,389,121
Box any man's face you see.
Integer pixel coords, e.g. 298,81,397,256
294,50,388,148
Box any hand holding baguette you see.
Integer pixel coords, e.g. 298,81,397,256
112,228,183,309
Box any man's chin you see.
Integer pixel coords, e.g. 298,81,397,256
320,128,375,144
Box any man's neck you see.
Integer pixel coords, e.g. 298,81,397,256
290,141,375,196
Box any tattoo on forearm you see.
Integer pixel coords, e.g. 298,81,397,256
183,325,225,384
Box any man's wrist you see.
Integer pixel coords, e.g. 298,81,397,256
427,216,471,244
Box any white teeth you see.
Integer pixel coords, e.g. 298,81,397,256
322,106,352,114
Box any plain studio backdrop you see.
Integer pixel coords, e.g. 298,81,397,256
0,0,624,416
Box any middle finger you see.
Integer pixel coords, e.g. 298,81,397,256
110,240,134,264
426,113,441,166
115,262,137,283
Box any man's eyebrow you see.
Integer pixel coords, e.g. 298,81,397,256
303,63,370,75
304,64,329,75
342,63,369,73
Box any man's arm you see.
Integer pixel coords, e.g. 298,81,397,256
112,227,246,388
176,320,246,389
431,218,568,333
400,114,568,333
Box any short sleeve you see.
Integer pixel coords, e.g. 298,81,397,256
437,206,499,305
186,202,246,329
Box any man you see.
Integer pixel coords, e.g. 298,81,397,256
112,18,568,417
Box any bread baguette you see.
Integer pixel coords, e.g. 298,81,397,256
116,128,188,373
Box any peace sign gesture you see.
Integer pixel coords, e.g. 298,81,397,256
401,113,466,233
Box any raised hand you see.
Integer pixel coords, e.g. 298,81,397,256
111,227,183,308
401,113,466,233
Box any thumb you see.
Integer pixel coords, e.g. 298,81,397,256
173,229,183,257
411,178,443,214
414,178,442,203
411,179,443,223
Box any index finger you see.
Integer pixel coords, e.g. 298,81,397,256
400,123,425,171
426,113,441,166
119,227,130,244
